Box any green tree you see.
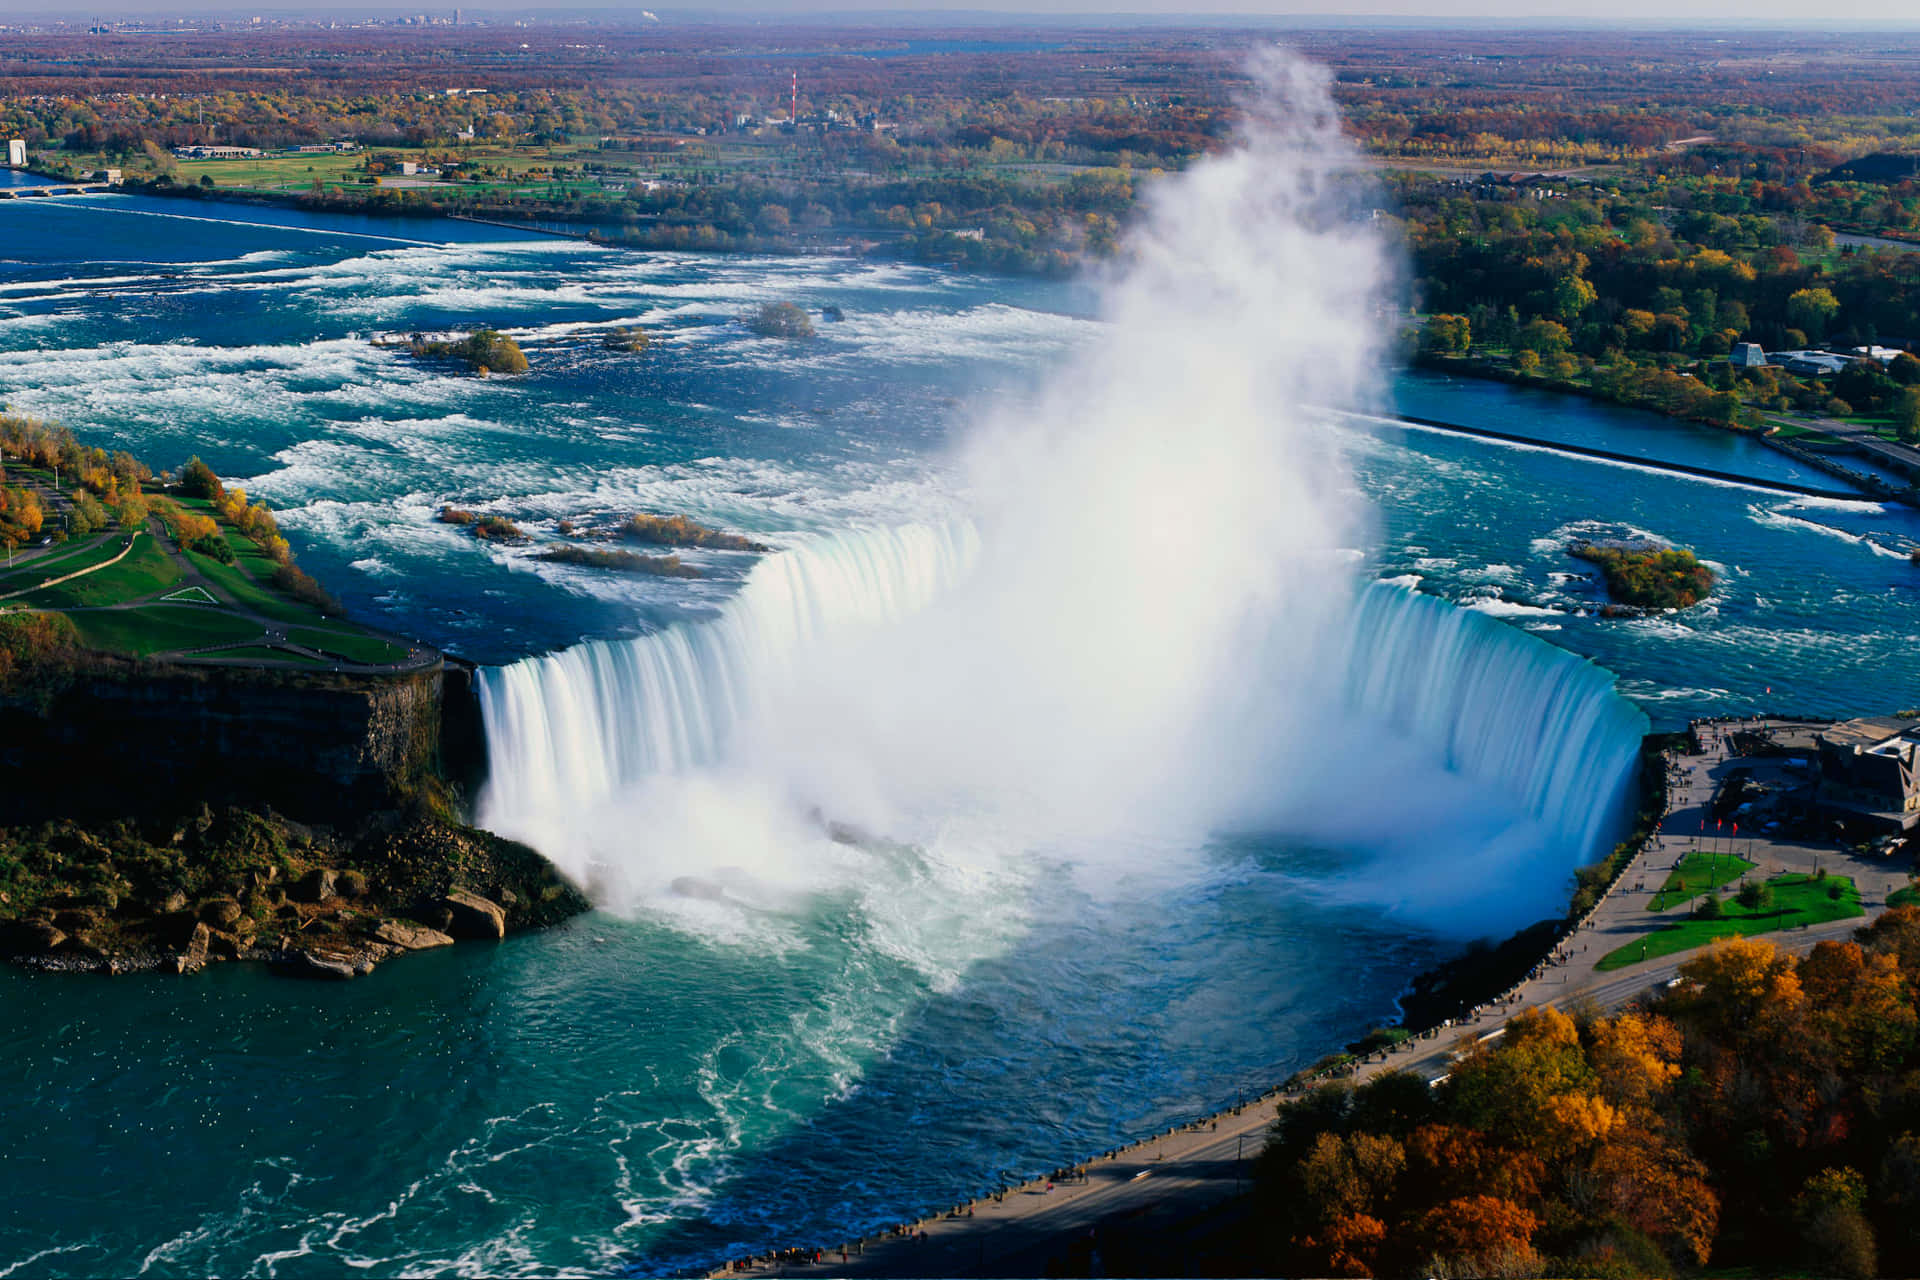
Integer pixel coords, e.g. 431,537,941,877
1786,287,1841,342
178,455,223,501
1552,274,1597,324
1515,318,1571,356
1895,388,1920,444
1420,314,1471,355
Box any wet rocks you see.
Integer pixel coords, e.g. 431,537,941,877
373,920,455,951
441,890,506,940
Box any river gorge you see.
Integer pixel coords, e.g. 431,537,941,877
0,140,1916,1276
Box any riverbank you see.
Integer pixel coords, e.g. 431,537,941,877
1411,352,1920,508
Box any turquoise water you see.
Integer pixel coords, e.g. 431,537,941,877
0,195,1915,1277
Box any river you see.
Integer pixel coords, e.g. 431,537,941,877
0,192,1915,1278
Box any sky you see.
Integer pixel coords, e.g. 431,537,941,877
14,0,1920,23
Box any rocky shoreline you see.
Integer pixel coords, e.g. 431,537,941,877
0,806,589,979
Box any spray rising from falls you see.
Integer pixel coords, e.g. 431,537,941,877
475,50,1645,932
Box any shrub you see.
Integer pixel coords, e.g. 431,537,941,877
187,533,235,564
271,563,341,615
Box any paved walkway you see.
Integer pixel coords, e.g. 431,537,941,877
711,719,1918,1279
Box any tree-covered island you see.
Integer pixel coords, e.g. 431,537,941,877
1570,540,1717,611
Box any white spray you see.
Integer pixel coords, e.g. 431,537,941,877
476,51,1639,943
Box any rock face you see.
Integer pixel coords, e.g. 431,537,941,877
0,665,443,825
441,890,506,940
374,920,455,951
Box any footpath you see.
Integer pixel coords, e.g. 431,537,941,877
710,718,1917,1279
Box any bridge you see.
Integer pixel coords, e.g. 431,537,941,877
0,184,112,199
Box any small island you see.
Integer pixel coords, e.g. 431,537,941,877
601,326,649,353
438,507,527,542
746,301,816,339
621,512,769,552
397,329,529,376
1570,539,1716,611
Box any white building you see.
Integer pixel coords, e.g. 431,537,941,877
6,139,25,168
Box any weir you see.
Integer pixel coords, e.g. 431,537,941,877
476,525,1648,869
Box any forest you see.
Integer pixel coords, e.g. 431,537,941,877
1254,924,1920,1279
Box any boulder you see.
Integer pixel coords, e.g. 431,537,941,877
174,922,210,975
292,869,338,903
373,920,455,951
335,870,369,900
272,949,364,980
200,899,245,927
162,890,189,914
441,890,505,940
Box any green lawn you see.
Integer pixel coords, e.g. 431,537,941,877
64,605,264,657
15,534,181,609
287,626,408,666
1599,873,1866,972
1650,851,1758,912
204,644,327,665
1891,884,1920,910
0,534,119,592
185,545,327,626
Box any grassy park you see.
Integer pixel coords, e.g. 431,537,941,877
1648,850,1757,911
2,428,423,670
1599,871,1866,972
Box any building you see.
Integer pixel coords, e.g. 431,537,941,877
1731,342,1767,369
91,168,122,184
171,145,263,160
6,139,25,168
1772,349,1855,378
1816,716,1920,832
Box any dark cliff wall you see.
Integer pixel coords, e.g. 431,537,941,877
438,658,491,811
0,662,445,824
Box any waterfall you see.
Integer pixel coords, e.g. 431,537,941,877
477,529,1647,896
1341,582,1649,865
476,522,979,832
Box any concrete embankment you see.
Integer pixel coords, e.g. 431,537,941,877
1368,412,1869,502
